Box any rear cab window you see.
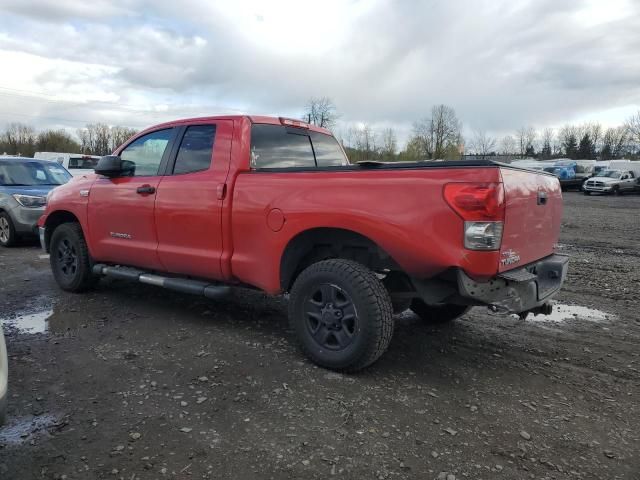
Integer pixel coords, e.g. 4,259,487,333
250,124,348,169
173,125,216,175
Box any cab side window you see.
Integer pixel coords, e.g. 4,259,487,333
173,125,216,175
120,129,173,176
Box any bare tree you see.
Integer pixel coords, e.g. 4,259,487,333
76,124,138,155
35,129,80,153
626,110,640,148
470,130,496,159
516,126,536,158
380,128,397,161
341,124,378,163
398,136,423,161
413,104,462,160
0,122,37,156
500,135,516,157
303,97,338,129
539,127,555,159
585,122,603,154
601,126,628,159
110,126,138,152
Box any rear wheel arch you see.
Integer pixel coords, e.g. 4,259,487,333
279,227,401,292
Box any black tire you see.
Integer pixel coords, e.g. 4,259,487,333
0,212,17,247
583,191,591,196
410,299,470,324
288,259,394,372
50,223,98,292
612,186,620,196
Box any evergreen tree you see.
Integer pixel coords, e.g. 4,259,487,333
525,144,536,158
564,134,578,159
577,133,595,159
541,140,552,159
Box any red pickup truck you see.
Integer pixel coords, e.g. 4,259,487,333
39,115,568,371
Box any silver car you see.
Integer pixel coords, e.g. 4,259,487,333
0,157,72,247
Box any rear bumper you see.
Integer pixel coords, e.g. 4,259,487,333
457,254,569,314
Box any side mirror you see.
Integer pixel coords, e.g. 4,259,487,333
95,156,135,178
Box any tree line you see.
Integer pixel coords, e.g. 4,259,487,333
303,97,640,162
0,123,138,157
3,102,639,162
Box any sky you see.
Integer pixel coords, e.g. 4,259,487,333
0,0,639,146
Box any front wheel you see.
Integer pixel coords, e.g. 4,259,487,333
410,299,470,324
583,191,591,196
288,259,394,372
0,212,17,247
50,223,98,292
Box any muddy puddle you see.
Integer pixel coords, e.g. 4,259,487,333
0,307,92,335
525,303,613,323
0,309,52,333
0,414,59,446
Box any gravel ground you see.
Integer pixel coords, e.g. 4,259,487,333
0,192,639,480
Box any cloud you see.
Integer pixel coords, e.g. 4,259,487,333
0,0,638,143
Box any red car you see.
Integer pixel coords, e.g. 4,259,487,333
39,116,568,371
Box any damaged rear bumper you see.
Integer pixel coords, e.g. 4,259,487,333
457,254,569,314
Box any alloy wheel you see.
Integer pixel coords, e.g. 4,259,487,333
304,284,358,351
0,217,9,243
56,238,78,277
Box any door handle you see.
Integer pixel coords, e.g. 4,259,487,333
136,185,156,195
537,191,547,205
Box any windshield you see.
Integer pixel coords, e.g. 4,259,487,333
597,170,622,179
0,160,72,186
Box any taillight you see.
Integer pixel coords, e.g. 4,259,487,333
444,183,505,251
443,183,505,221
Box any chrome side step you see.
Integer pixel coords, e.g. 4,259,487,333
92,264,230,299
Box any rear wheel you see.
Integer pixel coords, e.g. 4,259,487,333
288,259,394,372
410,299,470,324
0,212,17,247
50,223,98,292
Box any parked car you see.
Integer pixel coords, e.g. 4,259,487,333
592,159,632,177
0,325,7,425
39,115,568,371
542,160,595,191
583,168,640,195
0,157,72,247
34,152,101,177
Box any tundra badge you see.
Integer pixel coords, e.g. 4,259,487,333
501,249,521,266
110,232,132,239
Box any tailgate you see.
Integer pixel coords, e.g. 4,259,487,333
499,168,562,272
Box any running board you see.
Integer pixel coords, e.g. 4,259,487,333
92,264,230,300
